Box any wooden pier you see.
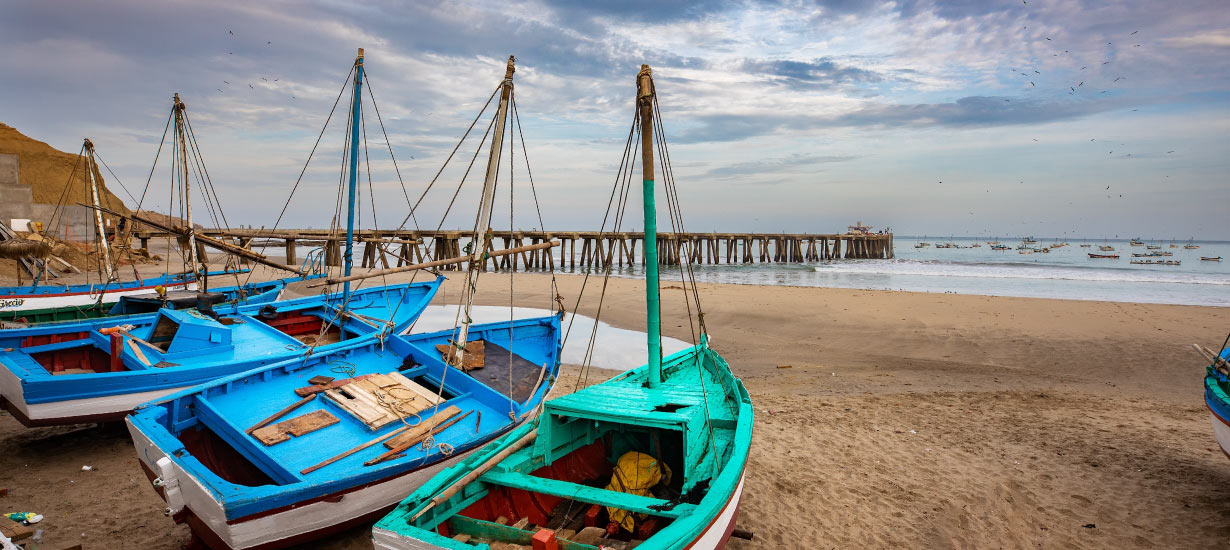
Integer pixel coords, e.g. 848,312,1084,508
133,229,893,271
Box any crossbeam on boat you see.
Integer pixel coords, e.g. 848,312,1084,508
478,470,696,519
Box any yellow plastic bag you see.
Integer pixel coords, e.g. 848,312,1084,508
605,451,672,532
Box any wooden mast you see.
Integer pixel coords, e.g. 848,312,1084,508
82,139,115,281
638,64,662,388
451,55,515,367
172,94,201,287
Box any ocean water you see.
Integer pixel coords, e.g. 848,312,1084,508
550,237,1230,307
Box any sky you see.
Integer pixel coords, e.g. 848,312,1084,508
1,0,1228,240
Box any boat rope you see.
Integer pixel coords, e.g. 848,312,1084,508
566,113,639,392
243,64,355,285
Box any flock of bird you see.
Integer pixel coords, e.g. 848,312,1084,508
213,30,294,100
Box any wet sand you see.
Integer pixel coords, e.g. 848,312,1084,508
2,264,1229,549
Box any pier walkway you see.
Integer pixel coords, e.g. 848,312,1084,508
134,229,893,271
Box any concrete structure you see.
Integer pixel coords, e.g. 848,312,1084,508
0,153,94,241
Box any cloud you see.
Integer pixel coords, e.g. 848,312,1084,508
704,152,858,179
1162,30,1230,48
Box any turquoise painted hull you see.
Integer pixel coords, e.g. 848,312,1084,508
1204,348,1230,461
372,342,753,550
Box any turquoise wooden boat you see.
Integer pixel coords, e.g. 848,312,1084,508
371,64,754,550
1203,346,1230,460
0,278,440,426
126,314,562,549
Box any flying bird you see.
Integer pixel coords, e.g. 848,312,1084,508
1030,81,1036,86
217,88,223,93
1113,77,1123,82
1034,70,1040,74
223,80,230,84
1106,185,1110,189
1070,87,1075,92
1078,81,1083,86
1033,138,1039,141
1080,66,1087,70
1133,44,1141,47
266,41,272,45
1103,61,1110,65
1046,37,1052,40
1167,150,1175,153
249,84,253,88
1131,30,1139,35
261,77,268,81
228,30,233,35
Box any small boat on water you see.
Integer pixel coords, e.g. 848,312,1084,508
1147,245,1161,250
1130,238,1144,246
1,281,439,426
372,63,754,550
1185,238,1200,250
1099,245,1115,252
1088,253,1119,259
1202,257,1223,262
1199,345,1230,460
1130,259,1180,265
1080,243,1092,248
991,244,1010,251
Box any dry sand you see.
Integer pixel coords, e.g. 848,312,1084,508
2,263,1229,549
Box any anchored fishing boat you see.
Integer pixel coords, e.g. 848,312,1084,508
373,64,754,550
0,280,439,427
1088,253,1119,259
1,101,321,325
1202,257,1222,262
1199,344,1230,460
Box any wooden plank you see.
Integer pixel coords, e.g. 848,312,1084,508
382,406,462,450
246,394,317,434
437,340,486,371
1,516,32,541
251,409,339,446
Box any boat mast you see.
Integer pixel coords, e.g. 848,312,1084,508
450,56,515,366
342,48,365,305
82,139,115,282
638,64,662,389
173,94,201,287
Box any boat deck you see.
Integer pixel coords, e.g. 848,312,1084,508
136,316,561,518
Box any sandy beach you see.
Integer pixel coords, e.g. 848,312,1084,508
2,264,1229,549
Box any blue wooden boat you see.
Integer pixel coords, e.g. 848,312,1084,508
126,314,562,549
126,49,568,550
371,64,754,550
0,278,440,426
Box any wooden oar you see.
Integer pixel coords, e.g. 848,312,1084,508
301,421,418,475
246,394,317,434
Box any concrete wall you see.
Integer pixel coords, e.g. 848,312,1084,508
0,153,94,240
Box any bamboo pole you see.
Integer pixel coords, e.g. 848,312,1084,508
409,429,538,522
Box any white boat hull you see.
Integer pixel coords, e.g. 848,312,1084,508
1210,409,1230,460
129,417,482,550
0,362,193,426
370,473,747,550
1,280,195,314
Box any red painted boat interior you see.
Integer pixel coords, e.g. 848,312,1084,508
31,343,129,374
179,424,277,487
22,331,90,348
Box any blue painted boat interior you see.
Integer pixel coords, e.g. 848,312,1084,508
1,279,441,405
130,314,562,520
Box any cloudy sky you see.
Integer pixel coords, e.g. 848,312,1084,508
2,0,1227,239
